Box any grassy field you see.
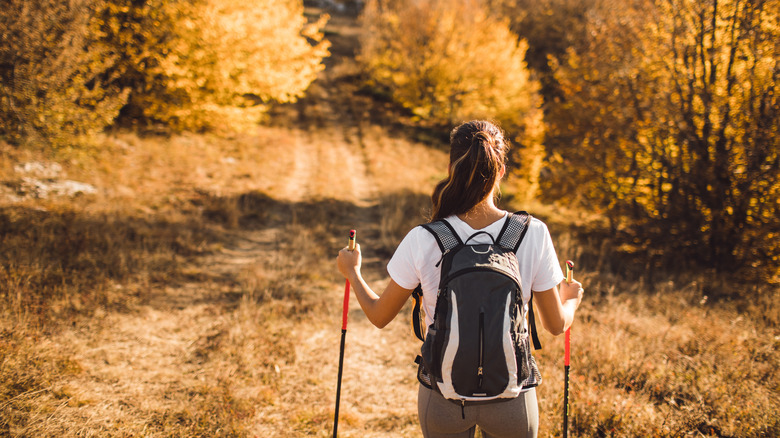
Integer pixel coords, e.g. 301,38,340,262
2,8,778,438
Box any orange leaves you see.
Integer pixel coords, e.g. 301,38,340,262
536,0,780,275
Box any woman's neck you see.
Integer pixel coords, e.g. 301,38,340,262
456,196,505,230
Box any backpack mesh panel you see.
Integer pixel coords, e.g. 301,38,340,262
427,221,460,251
417,362,432,388
499,214,528,250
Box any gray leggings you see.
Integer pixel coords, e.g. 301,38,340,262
417,385,539,438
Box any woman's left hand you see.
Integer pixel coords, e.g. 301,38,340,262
337,243,362,280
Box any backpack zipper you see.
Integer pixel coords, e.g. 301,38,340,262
435,248,451,267
478,311,484,390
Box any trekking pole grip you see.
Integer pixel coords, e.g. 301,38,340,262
334,230,357,437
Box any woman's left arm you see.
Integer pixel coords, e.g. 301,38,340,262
532,280,583,336
337,244,413,328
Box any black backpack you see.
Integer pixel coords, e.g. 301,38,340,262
411,211,542,405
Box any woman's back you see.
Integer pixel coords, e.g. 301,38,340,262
388,212,563,328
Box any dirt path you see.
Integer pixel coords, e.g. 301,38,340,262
248,13,423,436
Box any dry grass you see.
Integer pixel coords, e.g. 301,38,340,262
0,94,446,436
519,196,780,437
0,126,352,436
3,123,777,437
530,272,779,438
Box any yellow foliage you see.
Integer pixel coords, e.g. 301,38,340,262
359,0,544,199
360,0,539,126
151,0,330,131
543,0,780,275
93,0,330,132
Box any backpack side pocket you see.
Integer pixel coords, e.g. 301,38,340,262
515,335,532,384
421,327,443,380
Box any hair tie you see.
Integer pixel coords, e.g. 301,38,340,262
471,131,495,153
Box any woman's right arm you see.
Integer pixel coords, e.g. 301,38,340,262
532,280,583,336
337,243,413,329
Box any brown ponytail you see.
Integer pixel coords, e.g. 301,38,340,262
430,120,508,221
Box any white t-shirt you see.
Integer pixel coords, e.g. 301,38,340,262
388,212,564,328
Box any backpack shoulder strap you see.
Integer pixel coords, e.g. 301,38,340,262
498,211,542,350
420,219,462,253
528,293,542,350
497,211,531,251
410,220,461,342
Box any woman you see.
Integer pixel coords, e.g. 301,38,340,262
336,120,584,437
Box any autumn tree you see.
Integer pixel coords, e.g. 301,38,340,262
94,0,330,131
359,0,544,199
1,0,329,142
0,0,128,146
542,0,779,275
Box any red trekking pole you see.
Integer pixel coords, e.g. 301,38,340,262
333,230,356,438
563,260,574,438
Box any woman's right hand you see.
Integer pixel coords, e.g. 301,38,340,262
337,243,362,281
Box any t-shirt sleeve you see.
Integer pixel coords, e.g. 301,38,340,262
531,222,565,292
387,227,423,290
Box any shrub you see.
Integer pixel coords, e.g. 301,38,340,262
541,0,780,277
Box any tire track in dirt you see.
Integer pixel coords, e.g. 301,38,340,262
173,22,390,431
281,130,318,204
247,12,425,436
280,123,375,206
